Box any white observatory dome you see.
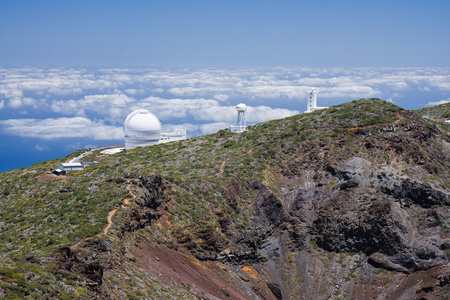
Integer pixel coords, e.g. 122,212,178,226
123,110,161,150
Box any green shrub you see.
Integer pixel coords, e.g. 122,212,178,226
0,267,27,287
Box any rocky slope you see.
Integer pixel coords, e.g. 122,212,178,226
414,102,450,121
414,102,450,135
0,99,449,299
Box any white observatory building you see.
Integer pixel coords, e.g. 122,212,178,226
124,110,162,150
123,110,186,150
305,88,328,113
230,103,247,133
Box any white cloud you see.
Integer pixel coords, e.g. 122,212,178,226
0,117,123,140
188,104,298,123
427,99,450,106
50,93,134,120
189,106,236,122
161,68,389,100
0,87,23,98
7,97,37,109
1,66,450,143
247,106,299,122
65,142,83,151
419,86,431,92
132,97,221,121
8,98,23,108
164,122,231,136
22,97,37,106
124,88,145,95
213,94,229,102
198,122,230,135
34,144,49,151
1,67,448,112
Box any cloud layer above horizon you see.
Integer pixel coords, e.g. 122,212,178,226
0,66,449,143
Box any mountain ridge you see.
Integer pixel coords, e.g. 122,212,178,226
1,98,450,299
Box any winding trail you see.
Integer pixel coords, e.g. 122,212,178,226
101,194,133,236
213,147,254,177
215,158,232,176
70,184,136,250
393,111,405,125
348,110,405,131
69,112,405,250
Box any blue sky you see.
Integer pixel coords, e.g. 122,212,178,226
0,1,450,172
1,0,449,67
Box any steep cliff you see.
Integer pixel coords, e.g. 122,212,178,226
0,99,449,299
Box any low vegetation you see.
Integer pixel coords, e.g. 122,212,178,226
0,99,449,299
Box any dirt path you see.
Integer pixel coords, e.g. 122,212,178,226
99,196,132,236
215,157,231,176
213,147,254,177
393,111,405,125
70,185,136,250
349,110,405,131
101,208,120,236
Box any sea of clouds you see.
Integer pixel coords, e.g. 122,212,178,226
0,66,449,143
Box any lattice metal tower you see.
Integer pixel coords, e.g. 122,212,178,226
230,103,247,132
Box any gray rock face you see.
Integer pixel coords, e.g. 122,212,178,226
309,159,450,272
25,101,450,300
121,174,165,233
385,178,450,207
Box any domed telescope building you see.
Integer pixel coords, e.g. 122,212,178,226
123,110,186,150
124,110,161,150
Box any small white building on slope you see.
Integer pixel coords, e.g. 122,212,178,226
123,110,186,150
305,88,328,113
59,162,84,171
160,129,187,143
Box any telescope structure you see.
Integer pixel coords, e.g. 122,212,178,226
123,109,185,150
124,110,162,150
305,88,328,113
230,103,247,133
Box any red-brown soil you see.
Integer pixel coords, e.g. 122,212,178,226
131,244,248,299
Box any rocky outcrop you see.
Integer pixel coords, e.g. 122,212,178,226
309,159,450,273
5,100,450,300
121,173,165,233
313,196,407,256
251,180,286,225
57,239,110,296
384,178,450,207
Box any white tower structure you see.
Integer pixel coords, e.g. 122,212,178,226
123,110,161,150
304,88,328,113
230,103,247,133
306,88,317,113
